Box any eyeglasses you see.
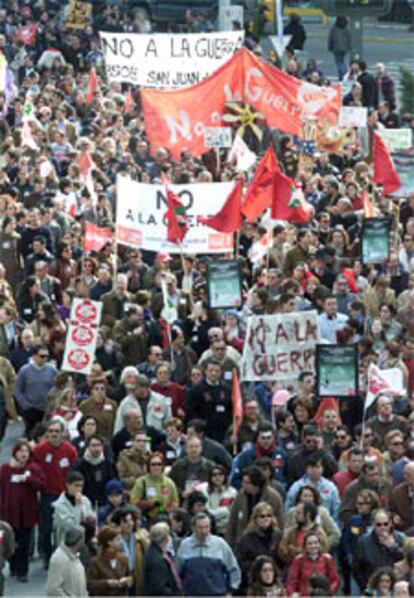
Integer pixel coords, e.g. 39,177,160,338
257,514,273,519
39,354,49,359
336,434,347,439
150,462,163,467
375,521,390,527
390,441,404,446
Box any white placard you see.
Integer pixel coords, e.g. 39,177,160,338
100,30,244,88
365,363,404,411
116,176,235,254
339,106,367,128
377,128,413,152
241,312,320,382
62,299,102,376
204,127,232,148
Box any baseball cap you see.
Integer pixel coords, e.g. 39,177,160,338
156,252,172,262
105,480,124,495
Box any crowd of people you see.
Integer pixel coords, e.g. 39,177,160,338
0,0,413,597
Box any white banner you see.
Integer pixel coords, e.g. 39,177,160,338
241,312,320,382
100,31,244,88
377,128,413,152
339,106,367,128
365,363,404,412
62,299,102,376
116,176,234,254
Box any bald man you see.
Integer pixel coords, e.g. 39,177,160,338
389,461,414,532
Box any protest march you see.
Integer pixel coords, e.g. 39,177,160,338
0,1,413,597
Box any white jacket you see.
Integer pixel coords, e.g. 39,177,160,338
46,543,88,597
53,492,94,546
114,390,172,434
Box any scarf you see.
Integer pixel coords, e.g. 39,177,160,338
255,440,276,458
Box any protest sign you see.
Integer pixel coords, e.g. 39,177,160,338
100,31,244,88
62,298,102,375
141,47,341,159
338,106,367,128
207,260,242,309
204,127,232,148
64,0,92,29
378,128,412,152
361,218,390,265
391,150,414,197
316,344,358,398
83,222,113,252
241,312,320,382
365,363,404,412
116,176,234,254
228,135,257,171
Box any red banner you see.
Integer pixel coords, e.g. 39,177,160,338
142,47,341,159
83,222,112,252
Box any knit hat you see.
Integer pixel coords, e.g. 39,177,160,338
105,479,124,496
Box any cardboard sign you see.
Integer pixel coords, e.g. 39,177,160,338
204,127,232,148
316,344,358,398
116,176,234,254
64,0,92,30
241,312,320,382
207,260,242,309
62,299,102,375
100,30,244,88
339,106,367,128
378,128,413,152
361,218,390,265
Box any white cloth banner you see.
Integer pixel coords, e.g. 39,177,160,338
116,176,234,254
228,135,257,171
62,299,102,375
241,312,320,382
365,363,405,412
100,31,244,88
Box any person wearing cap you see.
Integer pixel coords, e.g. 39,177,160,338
79,377,118,440
46,526,87,597
114,373,172,435
101,274,134,329
113,304,148,367
97,480,126,528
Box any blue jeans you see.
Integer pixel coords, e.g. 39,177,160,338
334,53,347,80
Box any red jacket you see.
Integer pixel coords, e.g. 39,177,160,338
0,461,46,528
333,469,359,499
151,381,185,417
32,440,77,495
286,553,340,597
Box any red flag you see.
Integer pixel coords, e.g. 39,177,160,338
83,222,112,252
373,132,401,195
164,181,189,245
232,368,243,433
198,179,243,233
85,67,98,104
123,87,133,115
271,170,313,224
363,189,374,218
242,145,278,222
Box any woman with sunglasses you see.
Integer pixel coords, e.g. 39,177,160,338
206,464,237,536
286,531,340,597
235,502,282,593
130,452,179,524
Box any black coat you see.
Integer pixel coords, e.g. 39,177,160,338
143,542,182,596
352,530,405,590
358,71,378,108
235,528,282,591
